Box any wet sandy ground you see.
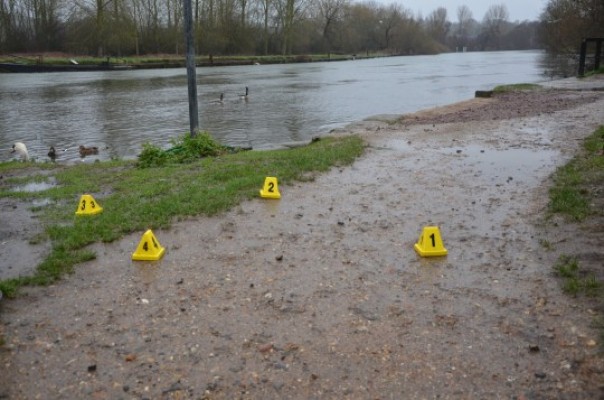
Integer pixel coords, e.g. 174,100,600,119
1,83,604,399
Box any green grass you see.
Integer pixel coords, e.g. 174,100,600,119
548,126,604,221
539,238,553,250
548,126,604,346
0,135,364,297
492,83,542,93
582,66,604,77
553,255,602,297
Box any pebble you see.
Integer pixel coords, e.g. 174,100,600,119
258,343,273,353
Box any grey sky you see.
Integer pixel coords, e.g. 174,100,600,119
381,1,547,22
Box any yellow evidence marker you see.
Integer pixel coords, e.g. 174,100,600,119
414,226,448,257
75,194,103,216
260,176,281,199
132,229,165,261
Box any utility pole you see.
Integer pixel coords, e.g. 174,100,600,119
183,0,199,136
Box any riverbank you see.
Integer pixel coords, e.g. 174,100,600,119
1,77,603,398
0,53,362,73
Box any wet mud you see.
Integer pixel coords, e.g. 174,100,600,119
1,85,604,399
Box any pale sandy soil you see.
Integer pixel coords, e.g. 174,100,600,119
1,78,603,399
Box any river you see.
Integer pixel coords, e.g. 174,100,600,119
0,50,550,162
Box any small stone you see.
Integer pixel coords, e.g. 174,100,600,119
125,354,137,362
257,343,273,353
273,362,288,370
456,150,462,154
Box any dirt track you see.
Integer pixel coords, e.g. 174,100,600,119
1,80,604,399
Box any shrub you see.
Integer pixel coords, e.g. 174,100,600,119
137,132,226,168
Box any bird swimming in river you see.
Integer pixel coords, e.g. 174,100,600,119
239,86,249,101
11,142,29,161
48,146,57,160
211,93,224,104
79,145,99,157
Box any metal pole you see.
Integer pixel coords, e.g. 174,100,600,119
594,39,602,71
578,39,587,77
183,0,199,136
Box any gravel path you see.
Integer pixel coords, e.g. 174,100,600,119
1,78,604,399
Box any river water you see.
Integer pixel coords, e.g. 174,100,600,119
0,50,550,162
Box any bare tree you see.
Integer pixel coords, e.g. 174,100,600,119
256,0,272,54
540,0,604,53
456,4,472,48
481,3,509,50
426,6,449,45
275,0,307,54
316,0,348,53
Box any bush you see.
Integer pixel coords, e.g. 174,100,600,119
137,132,225,168
138,142,169,168
170,132,224,163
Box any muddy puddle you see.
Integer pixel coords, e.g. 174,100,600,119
1,89,603,399
0,177,56,280
10,179,57,193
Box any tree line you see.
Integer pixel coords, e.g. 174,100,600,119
0,0,595,58
539,0,604,54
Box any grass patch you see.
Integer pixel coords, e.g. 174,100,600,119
548,126,604,221
582,66,604,77
539,238,553,250
553,255,602,297
492,83,542,93
0,135,364,297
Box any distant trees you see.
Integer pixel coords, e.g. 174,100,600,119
455,5,473,49
539,0,604,54
0,0,544,57
426,7,449,46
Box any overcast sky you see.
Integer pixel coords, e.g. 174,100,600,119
381,1,547,22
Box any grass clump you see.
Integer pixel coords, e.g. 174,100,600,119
138,132,230,168
0,135,364,297
548,126,604,221
553,255,602,297
493,83,541,93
